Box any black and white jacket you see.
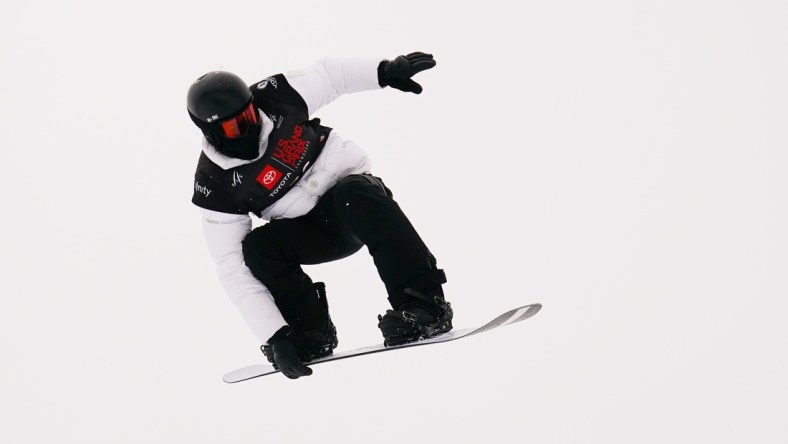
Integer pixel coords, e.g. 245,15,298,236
192,57,381,344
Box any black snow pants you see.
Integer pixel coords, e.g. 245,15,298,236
242,174,441,333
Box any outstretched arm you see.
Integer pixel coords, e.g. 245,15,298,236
285,57,383,116
285,52,436,115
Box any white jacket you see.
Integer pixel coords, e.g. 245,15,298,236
198,57,382,344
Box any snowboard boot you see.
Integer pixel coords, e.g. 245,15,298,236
262,282,338,364
377,283,453,347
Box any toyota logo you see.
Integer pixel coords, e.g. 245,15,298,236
263,171,277,184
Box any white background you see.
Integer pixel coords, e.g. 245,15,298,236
2,1,786,442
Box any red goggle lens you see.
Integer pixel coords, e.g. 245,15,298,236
220,102,258,139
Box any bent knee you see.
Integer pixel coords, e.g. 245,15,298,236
241,226,268,261
332,174,390,203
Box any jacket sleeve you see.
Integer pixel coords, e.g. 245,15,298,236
199,208,287,344
284,57,384,116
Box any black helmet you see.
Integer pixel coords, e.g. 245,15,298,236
187,71,262,160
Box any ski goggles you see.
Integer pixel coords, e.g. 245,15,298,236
220,102,259,139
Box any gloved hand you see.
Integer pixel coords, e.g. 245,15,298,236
377,52,436,94
265,326,313,379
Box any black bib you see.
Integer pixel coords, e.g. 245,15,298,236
192,74,331,216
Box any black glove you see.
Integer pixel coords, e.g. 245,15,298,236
264,326,313,379
377,52,436,94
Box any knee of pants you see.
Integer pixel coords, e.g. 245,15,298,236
332,174,390,206
241,227,274,275
241,227,261,256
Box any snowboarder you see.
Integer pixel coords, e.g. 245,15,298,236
187,52,452,379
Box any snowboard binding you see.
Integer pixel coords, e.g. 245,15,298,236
377,286,453,347
262,282,339,364
261,323,338,365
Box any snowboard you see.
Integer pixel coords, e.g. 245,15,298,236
223,302,542,383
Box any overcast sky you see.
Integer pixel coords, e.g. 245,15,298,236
2,1,787,443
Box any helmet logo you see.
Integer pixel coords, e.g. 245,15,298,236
257,76,278,90
206,114,219,123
